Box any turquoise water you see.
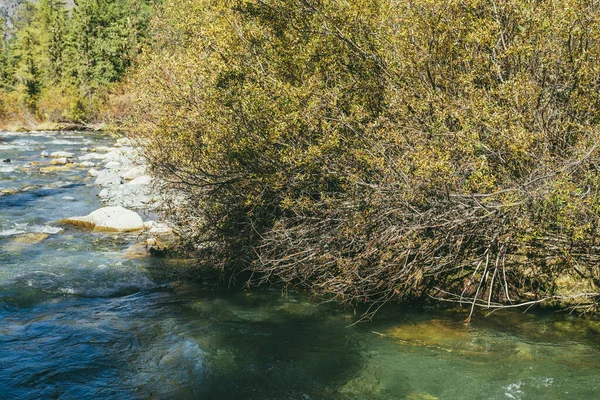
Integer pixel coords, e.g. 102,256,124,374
1,131,600,399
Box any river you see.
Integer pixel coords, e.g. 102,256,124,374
1,130,600,399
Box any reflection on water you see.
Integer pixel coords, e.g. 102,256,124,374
1,131,600,399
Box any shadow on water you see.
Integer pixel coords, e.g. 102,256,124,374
129,286,373,400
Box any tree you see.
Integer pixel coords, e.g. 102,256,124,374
36,0,68,83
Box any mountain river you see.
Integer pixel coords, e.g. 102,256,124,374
1,130,600,399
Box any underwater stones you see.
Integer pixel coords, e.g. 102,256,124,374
60,206,144,232
2,233,51,253
50,151,75,158
406,393,439,400
13,232,51,244
386,319,470,350
39,164,76,173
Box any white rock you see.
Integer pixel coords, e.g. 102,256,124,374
88,168,100,177
128,175,151,185
94,170,121,186
61,196,75,201
143,220,173,235
143,221,154,230
79,153,108,161
50,151,74,158
79,161,96,167
121,165,146,180
93,146,115,153
104,151,128,163
104,161,122,169
61,206,144,232
50,158,69,165
98,188,109,198
40,151,49,158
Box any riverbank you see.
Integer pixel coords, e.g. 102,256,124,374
0,120,106,133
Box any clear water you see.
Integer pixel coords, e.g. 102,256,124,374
1,131,600,400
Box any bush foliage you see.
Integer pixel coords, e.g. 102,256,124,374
128,0,600,316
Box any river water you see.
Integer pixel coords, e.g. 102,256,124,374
1,130,600,399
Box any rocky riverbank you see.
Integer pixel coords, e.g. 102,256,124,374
51,136,174,249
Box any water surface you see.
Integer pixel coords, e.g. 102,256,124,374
1,131,599,399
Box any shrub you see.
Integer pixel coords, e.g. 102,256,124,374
128,0,600,317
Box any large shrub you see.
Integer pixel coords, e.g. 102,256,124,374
128,0,600,317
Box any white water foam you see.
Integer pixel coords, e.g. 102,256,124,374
8,265,156,298
0,165,16,173
0,224,63,236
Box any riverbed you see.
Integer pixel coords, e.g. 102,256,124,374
1,130,600,399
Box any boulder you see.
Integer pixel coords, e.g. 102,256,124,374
79,161,95,167
79,153,109,161
40,151,49,158
128,175,151,185
96,183,156,209
88,168,100,177
50,157,69,165
104,161,122,169
121,165,146,180
94,169,121,186
50,151,74,158
60,206,144,232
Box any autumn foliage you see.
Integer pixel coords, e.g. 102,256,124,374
128,0,600,315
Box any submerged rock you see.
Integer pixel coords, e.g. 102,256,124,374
39,164,76,173
60,206,144,232
2,233,51,253
387,319,471,351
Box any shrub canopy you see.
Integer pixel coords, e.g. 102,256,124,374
128,0,600,316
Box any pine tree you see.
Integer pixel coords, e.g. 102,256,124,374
36,0,68,84
0,16,8,89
